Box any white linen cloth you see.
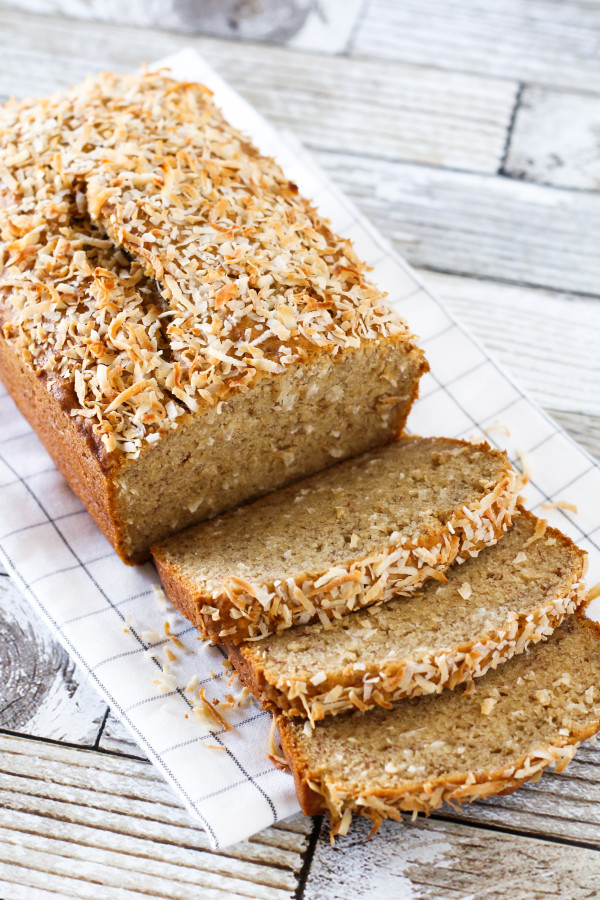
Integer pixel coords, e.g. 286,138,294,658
0,48,598,849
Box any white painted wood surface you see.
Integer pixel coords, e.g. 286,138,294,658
0,2,599,896
354,0,600,92
98,709,147,759
506,86,600,190
0,733,311,899
1,0,364,53
305,816,600,900
0,8,517,173
312,151,600,296
422,272,600,417
0,577,107,744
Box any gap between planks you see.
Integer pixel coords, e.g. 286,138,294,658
504,84,600,191
302,814,600,900
0,732,311,900
310,148,600,298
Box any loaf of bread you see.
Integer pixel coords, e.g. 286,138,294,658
0,73,426,563
152,436,520,643
230,512,586,720
277,613,600,836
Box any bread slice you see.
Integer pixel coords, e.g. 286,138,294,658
152,436,520,643
0,77,426,564
230,512,586,721
277,613,600,836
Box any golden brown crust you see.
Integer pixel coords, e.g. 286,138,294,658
0,75,428,563
0,327,140,561
277,613,600,830
277,719,330,816
233,511,586,720
153,444,520,644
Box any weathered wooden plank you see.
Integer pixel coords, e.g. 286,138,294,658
215,49,516,174
0,733,309,898
310,150,600,296
0,837,283,900
0,7,516,174
505,85,600,190
421,271,600,417
353,0,600,93
0,576,107,744
5,723,600,898
304,815,600,900
551,411,600,463
1,0,364,54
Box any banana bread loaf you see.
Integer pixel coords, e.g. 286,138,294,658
230,512,586,720
152,436,520,643
277,613,600,836
0,73,426,563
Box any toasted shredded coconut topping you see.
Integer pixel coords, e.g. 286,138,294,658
524,517,547,547
542,500,579,514
0,72,418,460
197,465,521,643
248,582,586,722
587,582,600,603
480,697,498,716
309,737,589,837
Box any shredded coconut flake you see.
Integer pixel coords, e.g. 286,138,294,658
542,500,578,514
480,697,497,715
587,582,600,603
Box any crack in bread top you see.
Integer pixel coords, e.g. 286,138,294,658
0,72,420,460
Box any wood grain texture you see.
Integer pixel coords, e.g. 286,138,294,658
505,86,600,190
0,7,516,174
304,815,600,900
0,732,310,899
213,48,516,174
310,150,600,296
0,576,107,744
354,0,600,93
1,0,364,54
435,740,600,847
0,5,599,895
421,271,600,416
551,411,600,463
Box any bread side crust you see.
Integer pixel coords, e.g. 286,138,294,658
0,321,425,564
0,328,135,559
233,514,587,720
234,582,586,720
153,447,521,644
277,614,600,834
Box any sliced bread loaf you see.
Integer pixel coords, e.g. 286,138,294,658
230,512,586,721
152,436,520,643
277,613,600,836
